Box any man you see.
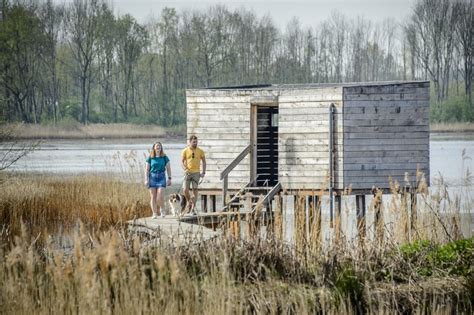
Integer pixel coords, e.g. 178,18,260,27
181,135,206,214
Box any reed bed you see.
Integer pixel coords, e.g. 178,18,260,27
1,123,185,139
0,173,473,314
0,173,150,247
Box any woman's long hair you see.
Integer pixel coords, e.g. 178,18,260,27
150,142,165,158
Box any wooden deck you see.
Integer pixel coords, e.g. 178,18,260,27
127,211,252,245
127,216,221,245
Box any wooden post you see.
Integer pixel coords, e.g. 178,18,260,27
356,195,366,245
201,195,208,213
294,195,307,255
373,189,383,246
410,192,418,241
223,176,228,207
210,195,216,212
400,188,409,243
335,195,342,243
266,197,275,239
274,195,283,240
309,195,322,253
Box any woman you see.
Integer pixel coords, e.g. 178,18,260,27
145,142,172,219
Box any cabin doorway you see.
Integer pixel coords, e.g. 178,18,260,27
252,105,278,186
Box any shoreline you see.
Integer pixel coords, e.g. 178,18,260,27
2,122,474,140
1,123,186,140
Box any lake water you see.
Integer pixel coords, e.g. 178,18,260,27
2,134,473,240
4,133,474,188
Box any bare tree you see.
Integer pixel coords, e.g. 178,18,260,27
65,0,103,124
0,124,39,171
453,0,473,106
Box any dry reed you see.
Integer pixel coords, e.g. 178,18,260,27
1,123,185,139
0,172,472,314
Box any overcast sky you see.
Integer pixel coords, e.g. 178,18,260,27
58,0,417,28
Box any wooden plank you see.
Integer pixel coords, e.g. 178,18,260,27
344,84,428,95
200,145,250,152
206,164,250,171
198,139,249,146
279,94,343,103
278,163,342,171
343,93,429,101
187,96,250,103
280,183,339,190
279,107,342,115
187,127,250,134
344,159,428,166
278,101,342,109
279,157,333,164
343,118,428,127
279,126,340,133
344,169,428,177
344,149,429,159
345,132,429,139
345,113,427,121
206,153,254,160
187,89,277,97
187,108,249,116
280,120,343,128
344,105,429,115
187,121,251,128
187,114,250,121
280,170,344,178
279,145,340,152
344,144,429,151
279,114,343,122
195,133,250,141
279,133,342,140
279,151,344,159
187,102,249,109
344,125,429,132
344,138,428,145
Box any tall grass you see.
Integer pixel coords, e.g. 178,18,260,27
0,172,472,313
0,173,149,247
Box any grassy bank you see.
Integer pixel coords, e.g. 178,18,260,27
431,122,474,133
0,173,473,313
0,123,186,140
2,122,474,140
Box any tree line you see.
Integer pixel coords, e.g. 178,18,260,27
0,0,472,126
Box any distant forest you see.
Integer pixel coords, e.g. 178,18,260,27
0,0,472,126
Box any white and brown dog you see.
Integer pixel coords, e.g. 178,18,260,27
168,193,187,217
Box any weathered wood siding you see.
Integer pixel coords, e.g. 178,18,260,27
343,82,430,189
186,89,278,190
278,87,344,190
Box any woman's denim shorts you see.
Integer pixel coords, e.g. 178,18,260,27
148,171,166,188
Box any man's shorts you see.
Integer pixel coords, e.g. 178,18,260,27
183,172,200,190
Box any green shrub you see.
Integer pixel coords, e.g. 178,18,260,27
431,95,473,123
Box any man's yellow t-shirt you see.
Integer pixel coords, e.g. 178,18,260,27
181,147,205,173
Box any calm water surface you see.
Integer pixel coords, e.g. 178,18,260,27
5,134,474,188
2,134,473,240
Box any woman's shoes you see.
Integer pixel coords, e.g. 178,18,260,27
151,213,158,219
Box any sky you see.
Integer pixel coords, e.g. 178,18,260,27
59,0,418,28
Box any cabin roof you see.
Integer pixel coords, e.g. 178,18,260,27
189,80,430,92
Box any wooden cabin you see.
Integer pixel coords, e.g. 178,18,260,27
186,81,430,208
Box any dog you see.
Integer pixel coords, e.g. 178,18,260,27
168,193,187,217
